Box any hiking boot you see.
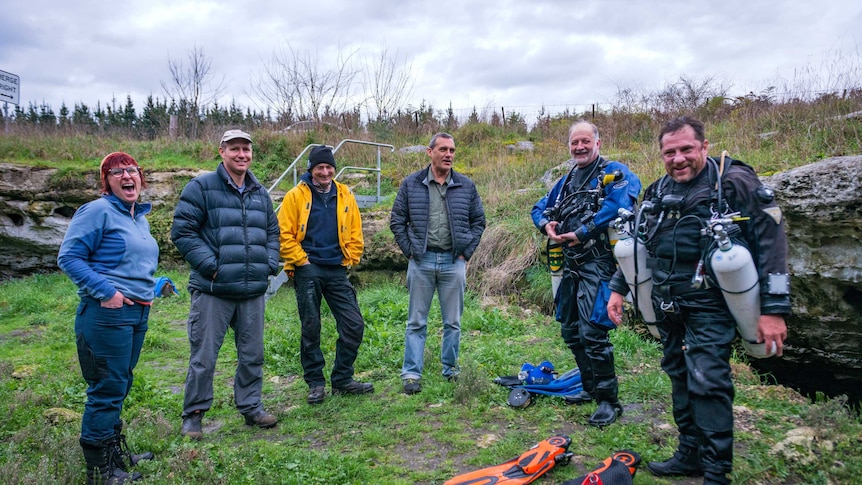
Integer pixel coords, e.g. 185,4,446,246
81,438,143,484
180,411,203,440
113,422,153,467
243,409,277,429
402,378,421,395
114,433,154,467
332,379,374,395
445,374,459,382
588,400,623,427
563,390,593,405
307,386,326,405
647,448,704,477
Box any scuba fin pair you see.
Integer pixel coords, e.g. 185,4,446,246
498,368,584,407
444,435,573,485
559,450,641,485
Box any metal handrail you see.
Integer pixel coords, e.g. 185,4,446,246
333,140,394,201
267,139,394,197
266,144,325,194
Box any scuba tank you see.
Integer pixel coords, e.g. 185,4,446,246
547,240,564,298
612,209,659,338
707,217,776,358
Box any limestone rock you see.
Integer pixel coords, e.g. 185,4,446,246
0,164,206,277
753,156,862,401
44,407,82,425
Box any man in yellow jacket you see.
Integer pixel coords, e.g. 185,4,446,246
278,145,373,405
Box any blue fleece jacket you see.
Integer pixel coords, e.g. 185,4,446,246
58,194,159,302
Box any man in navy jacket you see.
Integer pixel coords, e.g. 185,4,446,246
390,132,485,395
172,129,281,439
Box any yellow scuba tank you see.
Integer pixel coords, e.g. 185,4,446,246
548,240,564,298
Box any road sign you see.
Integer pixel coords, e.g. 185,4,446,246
0,70,20,106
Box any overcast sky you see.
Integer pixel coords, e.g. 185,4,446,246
2,0,861,122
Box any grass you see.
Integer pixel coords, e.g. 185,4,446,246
2,81,862,483
1,271,861,484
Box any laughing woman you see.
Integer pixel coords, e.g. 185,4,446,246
58,152,158,484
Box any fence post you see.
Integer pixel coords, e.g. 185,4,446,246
169,114,178,139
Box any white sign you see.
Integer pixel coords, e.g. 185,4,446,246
0,70,20,106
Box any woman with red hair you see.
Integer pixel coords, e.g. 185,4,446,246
58,152,158,484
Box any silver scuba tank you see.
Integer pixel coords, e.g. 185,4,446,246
613,230,660,339
708,219,776,358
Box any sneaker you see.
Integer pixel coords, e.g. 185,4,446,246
445,374,459,382
647,448,704,477
181,411,203,440
307,386,326,405
243,409,278,429
402,378,421,395
332,379,374,395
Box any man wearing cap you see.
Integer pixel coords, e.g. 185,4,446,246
278,145,373,405
390,132,486,395
172,129,281,439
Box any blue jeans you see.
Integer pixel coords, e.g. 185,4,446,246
182,290,266,418
401,251,466,380
75,297,149,444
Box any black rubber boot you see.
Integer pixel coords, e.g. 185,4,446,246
704,471,732,484
81,438,143,484
114,422,154,466
588,399,622,427
563,390,593,405
647,446,704,477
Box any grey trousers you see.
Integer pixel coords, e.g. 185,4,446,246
182,290,266,417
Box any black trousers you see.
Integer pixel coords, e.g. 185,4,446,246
558,256,618,401
656,287,736,478
293,263,365,388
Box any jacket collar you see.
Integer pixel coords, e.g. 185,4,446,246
217,163,262,191
102,193,151,217
421,164,461,187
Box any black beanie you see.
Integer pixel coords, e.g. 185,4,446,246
307,146,336,171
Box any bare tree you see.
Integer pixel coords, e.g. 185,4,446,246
651,75,732,114
251,43,359,125
361,47,414,122
161,45,225,136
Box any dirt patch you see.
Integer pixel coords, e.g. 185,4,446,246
0,326,45,344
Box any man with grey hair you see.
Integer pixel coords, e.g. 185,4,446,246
172,129,281,439
532,121,640,426
390,132,486,395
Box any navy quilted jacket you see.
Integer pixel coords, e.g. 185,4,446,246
171,163,280,299
390,166,485,261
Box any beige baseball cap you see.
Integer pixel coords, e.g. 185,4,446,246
221,129,252,144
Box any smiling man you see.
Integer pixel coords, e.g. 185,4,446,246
390,132,486,394
531,121,641,427
278,145,372,405
172,129,282,440
607,116,790,485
